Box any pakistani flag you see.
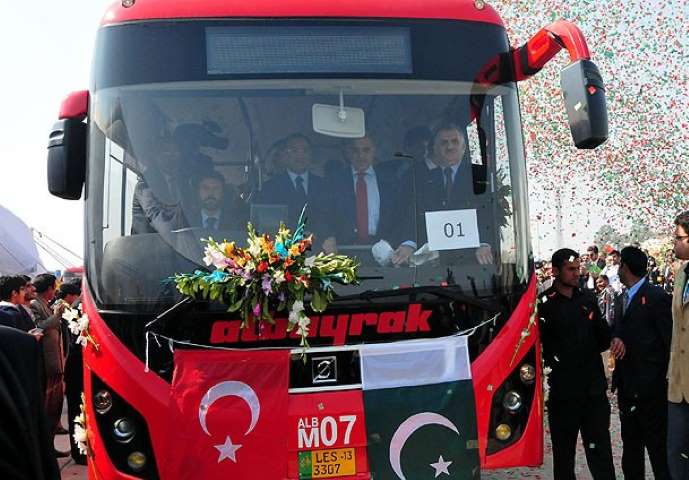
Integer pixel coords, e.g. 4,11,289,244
361,336,479,479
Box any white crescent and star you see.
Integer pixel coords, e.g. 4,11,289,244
198,381,261,463
388,412,460,480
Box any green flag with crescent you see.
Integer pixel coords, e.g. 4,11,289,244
361,336,480,479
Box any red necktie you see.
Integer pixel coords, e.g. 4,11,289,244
355,172,369,243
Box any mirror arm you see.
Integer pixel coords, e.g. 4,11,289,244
511,20,591,82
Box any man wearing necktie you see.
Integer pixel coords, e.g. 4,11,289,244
393,123,493,266
610,246,672,480
325,136,406,253
668,211,689,480
195,170,244,232
257,134,332,247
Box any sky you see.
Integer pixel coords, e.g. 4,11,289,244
1,0,686,270
0,1,110,270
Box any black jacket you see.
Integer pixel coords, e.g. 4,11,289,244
0,326,59,479
255,171,332,240
611,280,673,399
0,305,34,332
539,286,611,401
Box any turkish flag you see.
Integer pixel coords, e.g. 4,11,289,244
164,349,290,479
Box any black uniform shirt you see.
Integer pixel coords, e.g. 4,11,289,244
539,285,611,401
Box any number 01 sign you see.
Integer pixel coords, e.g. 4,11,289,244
424,209,480,251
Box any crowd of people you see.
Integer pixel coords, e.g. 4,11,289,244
0,272,84,479
537,211,689,480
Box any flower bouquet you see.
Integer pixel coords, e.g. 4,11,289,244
174,209,359,346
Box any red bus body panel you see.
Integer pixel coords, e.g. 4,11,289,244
102,0,505,27
80,274,542,477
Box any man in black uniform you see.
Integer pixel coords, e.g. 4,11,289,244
539,248,616,480
610,246,672,479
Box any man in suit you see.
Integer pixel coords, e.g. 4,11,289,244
0,275,37,333
190,170,245,233
668,211,689,480
30,273,69,458
539,248,616,480
610,246,672,479
394,123,493,266
0,325,60,479
256,134,332,246
325,136,406,255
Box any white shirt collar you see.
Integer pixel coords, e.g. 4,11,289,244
352,166,375,177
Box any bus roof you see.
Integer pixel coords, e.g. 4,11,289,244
102,0,504,28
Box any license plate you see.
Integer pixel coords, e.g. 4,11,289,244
298,448,356,479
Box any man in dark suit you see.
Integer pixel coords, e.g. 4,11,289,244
394,123,493,266
610,246,672,479
0,275,36,333
256,134,332,246
0,325,60,479
189,170,245,233
325,136,406,254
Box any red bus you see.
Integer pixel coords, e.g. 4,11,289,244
47,0,608,477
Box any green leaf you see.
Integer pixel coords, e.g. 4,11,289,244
310,289,328,312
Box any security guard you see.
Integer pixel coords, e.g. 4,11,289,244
539,248,616,480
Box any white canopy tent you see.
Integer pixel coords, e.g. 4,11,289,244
0,204,46,276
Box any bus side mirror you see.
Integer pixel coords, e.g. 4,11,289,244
561,59,608,149
47,118,87,200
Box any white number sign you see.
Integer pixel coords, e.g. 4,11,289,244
425,209,480,251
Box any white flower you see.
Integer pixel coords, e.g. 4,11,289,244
68,321,82,336
62,307,80,323
73,423,88,455
77,314,90,332
247,238,262,257
296,315,311,337
305,256,316,267
76,335,88,348
272,270,285,284
288,300,305,326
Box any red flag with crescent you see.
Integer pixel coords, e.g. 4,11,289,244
164,349,290,479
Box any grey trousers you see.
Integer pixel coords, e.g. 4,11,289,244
668,400,689,480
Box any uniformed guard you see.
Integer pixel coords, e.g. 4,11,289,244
539,248,616,480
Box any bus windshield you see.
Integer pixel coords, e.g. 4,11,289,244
88,79,530,312
86,20,530,314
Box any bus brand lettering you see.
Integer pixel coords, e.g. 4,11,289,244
209,304,431,345
297,415,358,449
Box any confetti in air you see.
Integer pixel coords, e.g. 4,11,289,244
494,0,689,253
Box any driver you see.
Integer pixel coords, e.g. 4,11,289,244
393,122,493,266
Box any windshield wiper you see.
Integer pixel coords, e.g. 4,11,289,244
333,285,498,313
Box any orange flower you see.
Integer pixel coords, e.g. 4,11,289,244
284,258,294,268
289,244,301,257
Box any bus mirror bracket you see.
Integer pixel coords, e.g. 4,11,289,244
47,118,87,200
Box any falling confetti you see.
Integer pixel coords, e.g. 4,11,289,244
492,0,689,254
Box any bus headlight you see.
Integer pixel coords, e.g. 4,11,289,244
94,390,113,414
519,364,536,384
127,451,147,472
113,418,136,443
495,423,512,441
503,390,523,413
